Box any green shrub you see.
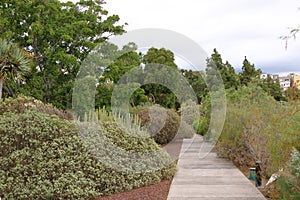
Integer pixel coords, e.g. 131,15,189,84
0,110,98,199
178,100,201,137
177,120,195,139
131,105,180,144
216,83,300,198
191,95,211,136
277,148,300,200
0,95,73,120
0,108,176,199
193,117,209,136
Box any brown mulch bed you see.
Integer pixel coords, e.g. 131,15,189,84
95,180,172,200
96,139,183,200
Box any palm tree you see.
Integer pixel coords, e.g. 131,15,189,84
0,38,31,100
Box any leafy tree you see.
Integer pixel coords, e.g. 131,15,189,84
205,57,223,92
181,69,207,102
90,42,146,110
0,0,125,108
72,75,96,120
193,95,211,136
101,42,141,83
95,82,114,111
223,61,240,89
130,87,148,107
260,75,286,101
240,56,260,85
210,49,240,89
142,47,180,109
143,47,177,69
0,38,31,99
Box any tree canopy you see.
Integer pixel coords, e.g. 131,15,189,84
0,0,125,108
240,56,260,85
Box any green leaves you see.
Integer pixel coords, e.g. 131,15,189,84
278,148,300,199
240,56,260,86
0,0,125,108
216,82,300,184
0,38,32,99
0,98,176,199
132,106,181,144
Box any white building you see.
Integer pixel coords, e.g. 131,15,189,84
260,73,279,80
279,76,291,91
260,73,268,80
260,73,291,91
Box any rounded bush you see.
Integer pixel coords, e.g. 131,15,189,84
0,95,74,120
0,107,176,199
132,106,180,144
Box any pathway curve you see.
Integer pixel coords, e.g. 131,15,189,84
167,134,266,200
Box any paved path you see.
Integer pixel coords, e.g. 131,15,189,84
167,135,266,200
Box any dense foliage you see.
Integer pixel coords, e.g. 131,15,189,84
0,97,176,199
215,82,300,198
132,106,183,144
0,2,297,199
0,95,73,120
0,0,125,108
278,148,300,200
0,38,31,99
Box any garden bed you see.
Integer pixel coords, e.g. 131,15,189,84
96,139,183,200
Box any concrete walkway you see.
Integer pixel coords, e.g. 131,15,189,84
167,135,266,200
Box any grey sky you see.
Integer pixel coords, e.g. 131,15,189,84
102,0,300,74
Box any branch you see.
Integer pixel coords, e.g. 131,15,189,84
280,25,300,50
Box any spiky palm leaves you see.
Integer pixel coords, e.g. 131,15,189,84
0,38,31,99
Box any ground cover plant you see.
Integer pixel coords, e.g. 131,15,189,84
0,96,176,199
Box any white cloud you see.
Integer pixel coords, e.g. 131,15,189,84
67,0,300,73
113,0,300,73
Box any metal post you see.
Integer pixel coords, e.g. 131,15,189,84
255,160,262,188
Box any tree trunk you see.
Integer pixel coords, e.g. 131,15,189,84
5,84,15,97
0,76,3,100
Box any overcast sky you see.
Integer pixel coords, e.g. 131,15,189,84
100,0,300,74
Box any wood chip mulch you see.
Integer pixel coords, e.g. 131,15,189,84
95,139,183,200
95,180,172,200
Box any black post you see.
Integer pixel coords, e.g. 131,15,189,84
255,160,262,188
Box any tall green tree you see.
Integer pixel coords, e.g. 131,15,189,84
101,42,141,83
240,56,260,85
205,57,223,92
91,42,146,110
181,69,207,102
143,47,177,69
260,75,286,101
142,47,179,109
0,0,125,108
210,49,240,89
0,38,31,99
